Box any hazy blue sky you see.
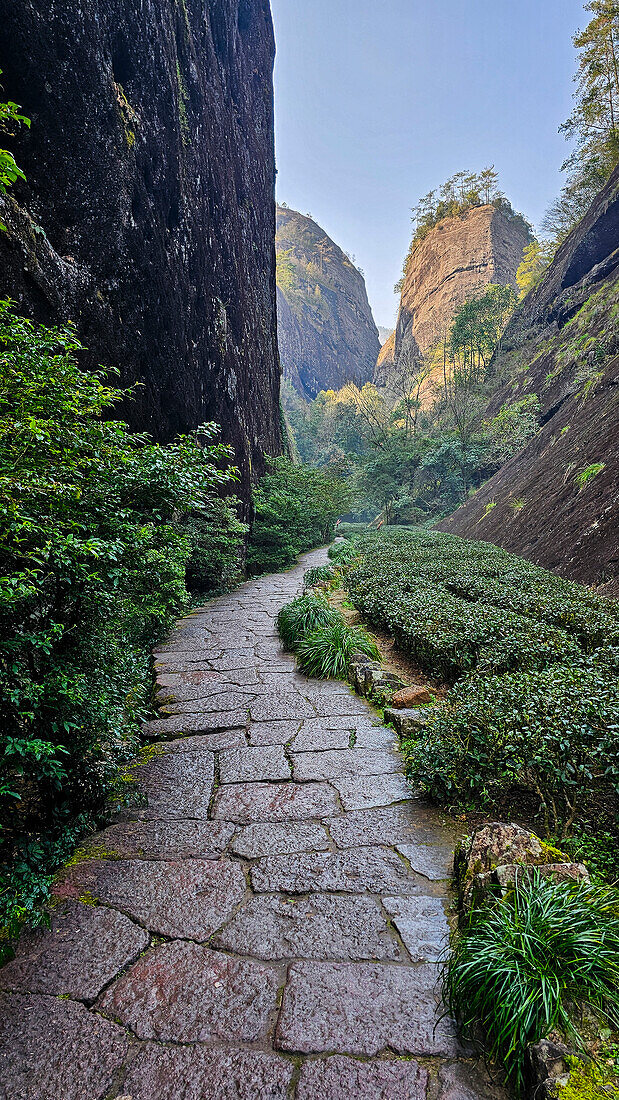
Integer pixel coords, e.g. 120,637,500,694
271,0,587,328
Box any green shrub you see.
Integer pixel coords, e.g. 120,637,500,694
184,496,248,594
296,618,380,679
444,874,619,1094
303,565,335,589
402,665,619,837
327,539,360,566
247,458,351,574
0,303,239,936
276,594,340,652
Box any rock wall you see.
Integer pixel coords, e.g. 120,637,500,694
276,205,380,399
381,204,531,385
0,0,282,503
438,166,619,590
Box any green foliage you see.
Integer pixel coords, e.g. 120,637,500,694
0,73,31,229
516,240,555,296
444,874,619,1094
303,564,336,589
276,594,340,652
402,665,619,837
0,302,238,936
327,539,360,565
575,463,606,490
484,395,540,462
296,618,380,679
247,458,352,574
184,496,248,594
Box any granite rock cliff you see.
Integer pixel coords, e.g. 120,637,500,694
379,203,531,387
276,205,380,399
0,0,282,503
438,167,619,590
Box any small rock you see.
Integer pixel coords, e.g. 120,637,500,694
494,862,590,893
525,1037,573,1098
455,822,568,910
384,707,431,736
391,686,433,707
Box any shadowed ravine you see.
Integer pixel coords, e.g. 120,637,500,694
0,549,502,1100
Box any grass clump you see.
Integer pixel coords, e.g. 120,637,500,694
445,874,619,1095
276,594,340,652
303,564,335,589
296,618,379,679
327,539,360,566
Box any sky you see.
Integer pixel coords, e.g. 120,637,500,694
271,0,587,329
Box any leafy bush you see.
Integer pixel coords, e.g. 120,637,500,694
303,565,335,589
184,496,247,594
402,665,619,837
296,618,380,679
445,874,619,1094
327,539,360,566
0,303,239,936
247,458,351,574
276,594,341,652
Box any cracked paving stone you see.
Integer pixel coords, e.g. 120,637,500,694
0,901,148,999
55,858,246,940
160,690,256,715
330,773,412,811
249,692,316,721
247,720,300,746
437,1060,506,1100
292,748,400,782
231,821,330,858
156,680,256,703
276,961,458,1056
83,818,235,860
382,896,449,962
296,1055,428,1099
143,711,248,739
153,729,246,752
98,941,281,1042
311,694,371,718
129,751,215,818
0,992,129,1100
251,846,421,895
397,842,453,881
212,781,340,823
123,1044,294,1100
290,721,352,751
212,893,404,961
328,804,453,849
219,744,291,783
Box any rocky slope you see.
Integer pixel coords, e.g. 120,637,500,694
380,204,531,386
276,206,380,399
438,166,619,590
0,0,281,503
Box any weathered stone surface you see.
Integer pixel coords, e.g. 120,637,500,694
495,862,590,891
156,730,246,752
354,725,399,750
251,847,420,895
231,821,329,858
212,781,340,823
86,818,235,860
290,721,352,751
292,748,399,782
392,686,433,707
143,711,248,739
161,690,255,715
384,707,431,735
455,822,567,909
296,1055,428,1100
397,842,453,881
276,961,458,1055
131,751,215,818
213,894,404,961
56,859,246,940
0,992,128,1100
437,1060,505,1100
250,693,315,721
525,1038,571,1099
219,745,291,784
331,773,412,811
247,720,300,746
0,901,147,999
98,942,281,1042
123,1044,294,1100
312,693,370,718
382,896,449,962
328,804,453,850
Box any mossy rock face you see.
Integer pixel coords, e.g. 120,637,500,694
456,821,568,911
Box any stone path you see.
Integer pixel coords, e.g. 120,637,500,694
0,549,500,1100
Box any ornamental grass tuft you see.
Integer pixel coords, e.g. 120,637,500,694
276,594,340,652
444,872,619,1095
296,618,380,679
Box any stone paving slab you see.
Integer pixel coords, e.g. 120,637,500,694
56,858,246,940
219,745,291,784
98,942,282,1042
155,730,247,752
382,896,450,961
289,720,352,751
246,720,300,745
250,846,423,895
0,992,129,1100
129,751,215,818
330,772,413,811
123,1045,294,1100
276,960,459,1056
0,901,148,999
296,1055,428,1099
212,780,340,822
231,821,330,858
160,690,256,715
291,747,400,781
328,803,454,849
143,711,248,738
397,841,453,881
83,818,235,860
213,893,405,961
249,692,316,721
